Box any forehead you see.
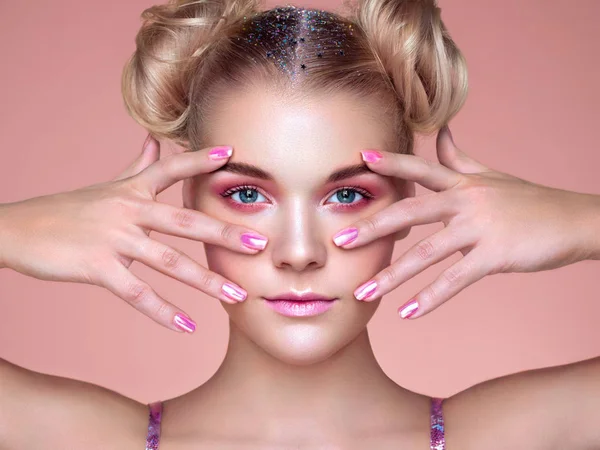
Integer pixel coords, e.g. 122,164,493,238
205,86,394,185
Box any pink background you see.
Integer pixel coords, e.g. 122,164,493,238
0,0,598,404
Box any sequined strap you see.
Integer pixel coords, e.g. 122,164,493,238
145,401,163,450
430,397,445,450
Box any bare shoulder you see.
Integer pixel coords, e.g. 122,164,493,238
0,357,149,450
443,355,600,450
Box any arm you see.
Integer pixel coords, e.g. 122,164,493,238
443,193,600,449
573,192,600,262
445,355,600,450
0,202,10,269
0,357,149,449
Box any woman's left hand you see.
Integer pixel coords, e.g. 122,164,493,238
332,126,599,319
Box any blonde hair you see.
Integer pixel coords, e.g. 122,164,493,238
121,0,468,155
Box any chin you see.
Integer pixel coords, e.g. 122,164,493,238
224,296,380,366
258,323,356,366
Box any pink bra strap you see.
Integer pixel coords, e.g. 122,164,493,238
145,401,163,450
430,397,445,449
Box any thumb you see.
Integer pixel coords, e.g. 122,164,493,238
113,134,161,181
436,125,489,174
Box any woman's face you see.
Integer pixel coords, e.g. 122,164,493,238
183,85,414,366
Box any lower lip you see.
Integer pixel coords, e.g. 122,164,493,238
263,299,337,317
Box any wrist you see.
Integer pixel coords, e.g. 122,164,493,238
0,203,10,269
573,192,600,261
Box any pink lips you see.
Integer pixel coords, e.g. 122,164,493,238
263,292,338,317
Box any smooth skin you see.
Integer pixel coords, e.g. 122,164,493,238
1,92,600,449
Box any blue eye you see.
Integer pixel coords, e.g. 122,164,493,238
221,186,266,203
221,185,268,204
220,184,374,206
326,187,372,205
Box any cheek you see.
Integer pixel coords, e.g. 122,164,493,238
339,235,395,274
204,244,260,288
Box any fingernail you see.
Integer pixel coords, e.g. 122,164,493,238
354,279,377,301
209,146,233,160
360,150,382,163
399,299,419,319
333,227,358,247
241,232,268,250
222,282,247,302
173,313,196,333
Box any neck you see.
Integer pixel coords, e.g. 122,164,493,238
194,319,409,443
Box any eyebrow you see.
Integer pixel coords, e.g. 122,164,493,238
213,161,375,184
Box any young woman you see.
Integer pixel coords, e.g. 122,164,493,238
1,0,599,448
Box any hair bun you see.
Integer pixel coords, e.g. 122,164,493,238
121,0,262,148
344,0,468,134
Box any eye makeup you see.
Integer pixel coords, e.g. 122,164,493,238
218,184,269,211
328,186,377,211
217,183,377,211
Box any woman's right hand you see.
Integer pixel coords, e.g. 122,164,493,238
0,135,268,333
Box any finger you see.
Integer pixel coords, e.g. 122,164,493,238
360,149,463,192
437,126,489,174
113,134,161,181
135,145,233,198
355,225,474,302
333,191,456,248
135,200,268,253
119,235,248,304
397,246,490,319
99,260,197,333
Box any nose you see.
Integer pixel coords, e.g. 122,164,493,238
271,201,327,272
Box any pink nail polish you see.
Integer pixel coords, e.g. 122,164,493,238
399,299,419,319
354,279,377,301
173,313,196,333
360,150,382,163
241,232,268,250
222,282,247,302
333,227,358,247
209,146,233,160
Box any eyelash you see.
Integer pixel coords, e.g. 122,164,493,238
219,184,375,209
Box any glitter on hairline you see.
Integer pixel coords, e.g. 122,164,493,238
236,5,353,79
